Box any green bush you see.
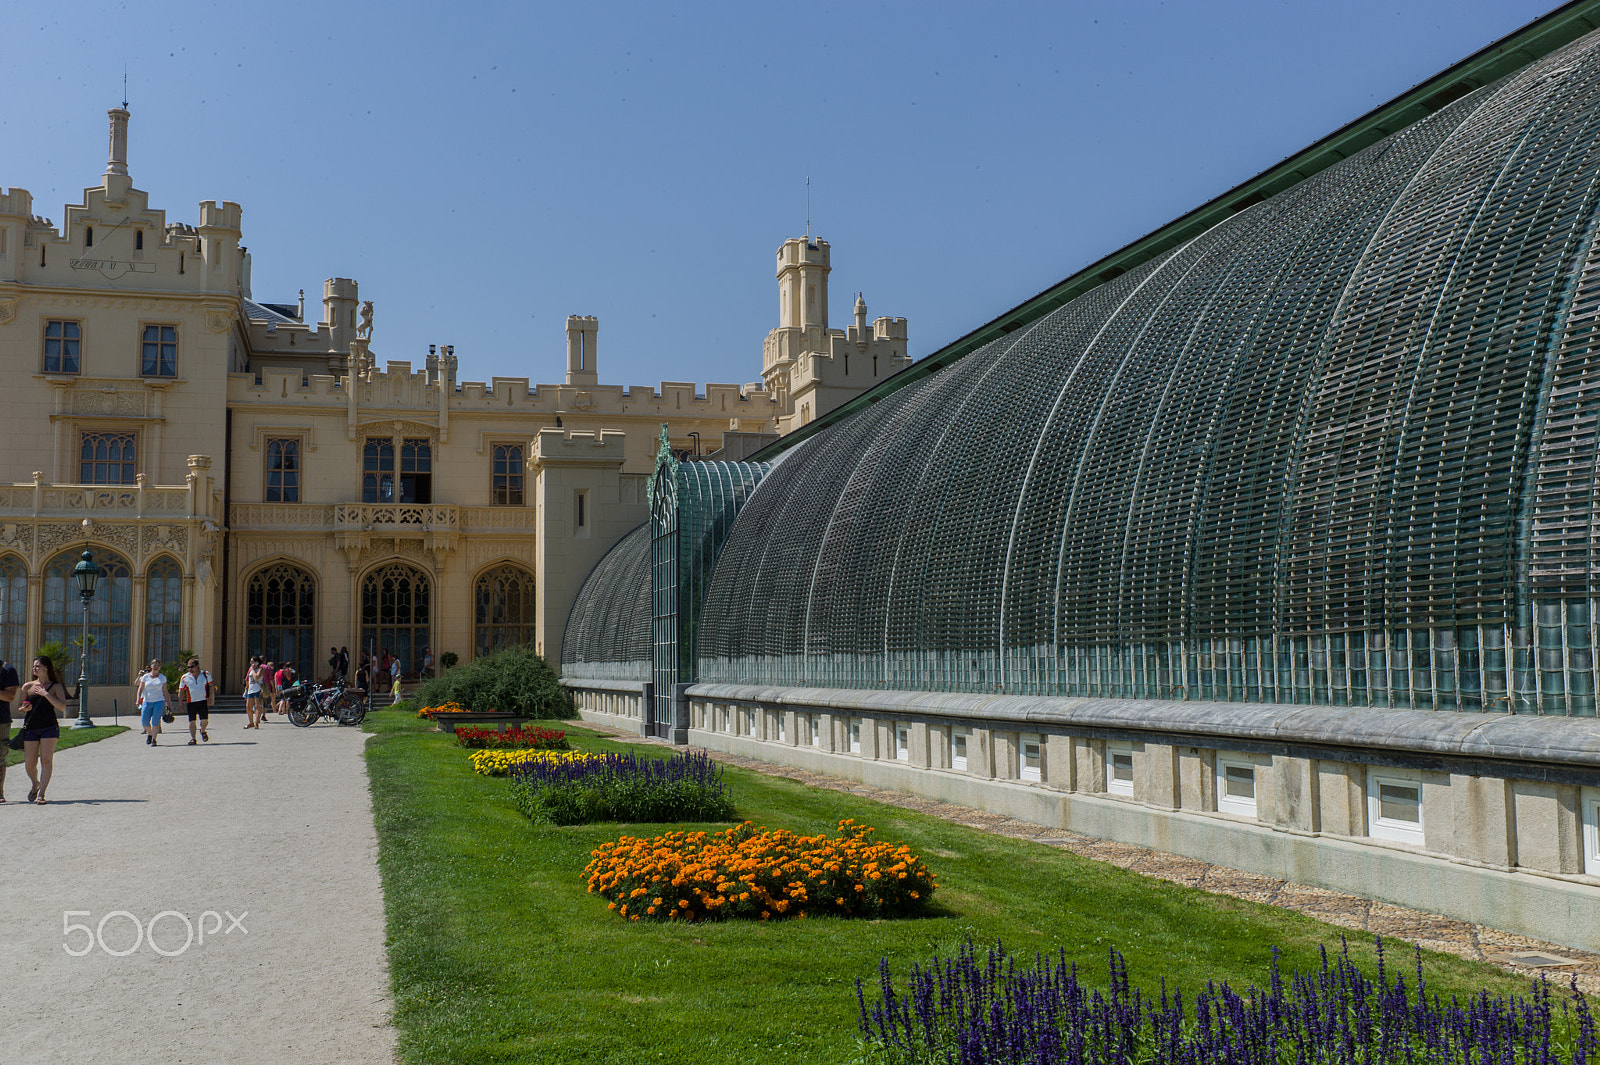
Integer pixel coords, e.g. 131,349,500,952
409,646,574,719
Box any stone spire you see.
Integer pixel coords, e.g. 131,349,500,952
105,106,131,202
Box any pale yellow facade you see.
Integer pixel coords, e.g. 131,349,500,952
0,110,906,709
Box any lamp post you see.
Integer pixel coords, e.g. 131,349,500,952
71,549,101,729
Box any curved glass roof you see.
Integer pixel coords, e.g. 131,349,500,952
695,29,1600,715
561,522,652,681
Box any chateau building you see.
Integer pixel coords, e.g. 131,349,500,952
0,109,904,708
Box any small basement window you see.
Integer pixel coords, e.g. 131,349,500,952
808,714,820,747
951,729,969,771
895,724,910,762
776,713,786,744
849,719,862,754
1021,733,1043,782
744,708,756,736
1367,771,1425,846
1216,756,1258,817
1583,787,1600,877
1107,742,1135,796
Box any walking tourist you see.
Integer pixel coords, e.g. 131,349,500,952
354,656,371,698
0,657,18,802
389,654,403,705
338,646,350,681
421,646,433,677
243,656,266,728
260,660,277,722
135,659,172,746
18,656,67,804
327,646,341,685
179,658,212,745
274,661,295,715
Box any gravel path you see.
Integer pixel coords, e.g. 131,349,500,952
0,717,395,1065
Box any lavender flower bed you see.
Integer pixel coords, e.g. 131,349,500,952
509,749,736,825
858,938,1595,1065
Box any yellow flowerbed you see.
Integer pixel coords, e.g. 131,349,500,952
416,700,465,719
469,748,603,777
584,819,936,922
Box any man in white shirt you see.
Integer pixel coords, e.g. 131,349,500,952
178,658,213,746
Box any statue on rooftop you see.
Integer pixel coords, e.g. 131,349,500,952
357,301,374,340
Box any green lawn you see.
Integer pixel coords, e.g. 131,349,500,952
364,709,1532,1065
5,723,129,767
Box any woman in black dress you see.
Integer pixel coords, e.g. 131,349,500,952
18,656,67,805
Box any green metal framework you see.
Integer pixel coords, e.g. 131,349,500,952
697,26,1600,716
646,434,770,735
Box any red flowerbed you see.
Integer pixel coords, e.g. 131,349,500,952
453,725,570,751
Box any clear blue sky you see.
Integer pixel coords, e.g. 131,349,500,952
4,0,1560,390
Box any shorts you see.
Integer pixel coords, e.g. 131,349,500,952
141,701,165,728
186,700,209,721
244,687,261,698
22,726,60,742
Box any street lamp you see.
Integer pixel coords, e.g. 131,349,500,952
71,549,101,729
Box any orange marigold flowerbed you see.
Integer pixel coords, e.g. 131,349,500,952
584,819,936,922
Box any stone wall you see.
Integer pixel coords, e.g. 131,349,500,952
676,684,1600,952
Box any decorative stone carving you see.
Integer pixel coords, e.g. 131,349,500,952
0,522,32,554
34,519,139,562
142,524,188,557
205,307,232,333
353,540,435,573
68,389,147,417
0,298,16,325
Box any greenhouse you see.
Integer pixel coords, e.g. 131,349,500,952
563,4,1600,952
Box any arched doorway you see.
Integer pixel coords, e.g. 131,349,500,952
44,548,133,685
0,554,26,669
361,561,431,674
145,556,184,668
474,563,535,658
246,562,316,673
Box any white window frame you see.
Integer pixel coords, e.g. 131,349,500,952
808,714,819,747
1020,733,1043,783
849,719,862,754
1215,754,1258,818
895,723,910,762
951,728,969,772
718,706,729,732
776,712,786,743
1106,741,1135,796
1366,769,1425,846
744,707,756,736
1583,786,1600,877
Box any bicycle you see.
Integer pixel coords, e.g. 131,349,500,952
285,681,367,727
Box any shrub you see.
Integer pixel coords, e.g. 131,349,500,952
471,749,600,777
408,646,573,718
584,819,935,922
858,937,1596,1065
511,749,735,825
454,725,569,750
440,651,459,671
